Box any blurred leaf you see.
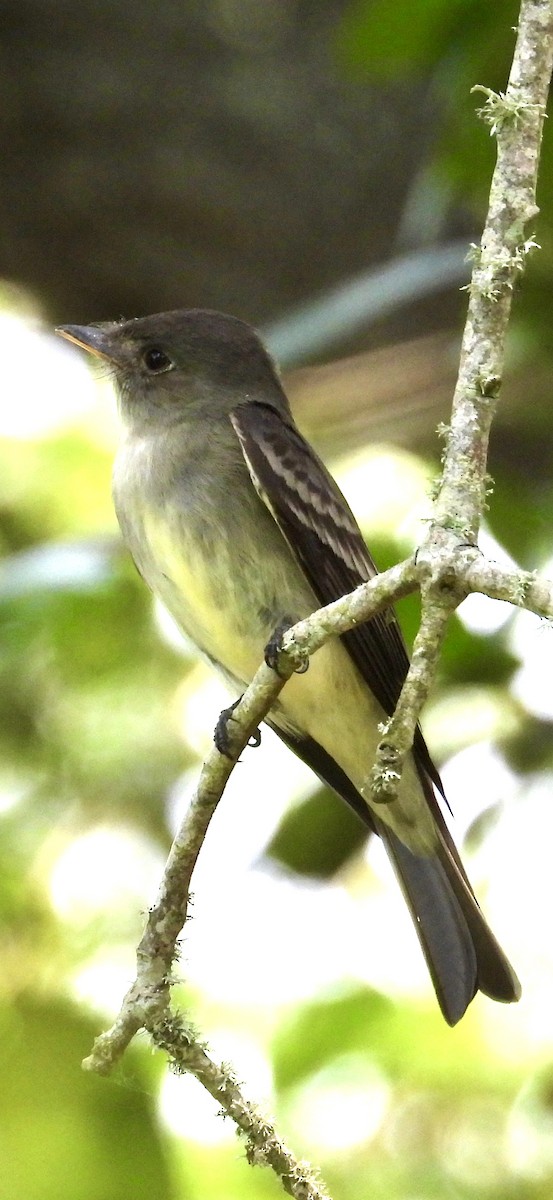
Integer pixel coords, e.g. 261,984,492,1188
0,561,190,803
503,714,553,774
0,996,176,1200
265,786,368,878
273,984,521,1097
0,802,57,945
439,617,517,687
273,986,392,1092
337,0,517,80
338,0,466,76
0,432,114,546
171,1141,283,1200
487,463,553,569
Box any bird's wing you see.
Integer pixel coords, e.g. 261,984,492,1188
229,400,440,790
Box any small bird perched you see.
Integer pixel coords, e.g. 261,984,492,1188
57,308,520,1025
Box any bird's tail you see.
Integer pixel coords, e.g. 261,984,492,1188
270,721,520,1023
376,817,521,1026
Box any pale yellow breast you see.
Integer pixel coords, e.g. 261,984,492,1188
142,511,265,683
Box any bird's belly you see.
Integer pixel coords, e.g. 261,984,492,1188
139,508,382,772
135,507,433,850
140,508,308,685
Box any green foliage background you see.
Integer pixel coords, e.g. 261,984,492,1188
2,2,553,1198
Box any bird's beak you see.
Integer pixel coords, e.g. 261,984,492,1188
56,324,119,363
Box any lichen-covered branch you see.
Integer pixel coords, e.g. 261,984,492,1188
149,1013,332,1200
432,0,552,544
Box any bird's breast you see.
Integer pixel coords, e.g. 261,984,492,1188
113,432,316,685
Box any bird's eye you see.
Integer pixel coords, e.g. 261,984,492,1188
142,347,174,373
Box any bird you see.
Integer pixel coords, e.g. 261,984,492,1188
56,307,521,1024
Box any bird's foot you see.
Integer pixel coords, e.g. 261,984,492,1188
214,698,262,758
264,617,309,677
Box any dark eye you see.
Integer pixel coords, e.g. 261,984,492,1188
142,346,174,373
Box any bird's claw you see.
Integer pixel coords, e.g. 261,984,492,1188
214,698,261,757
214,699,241,758
264,617,309,676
